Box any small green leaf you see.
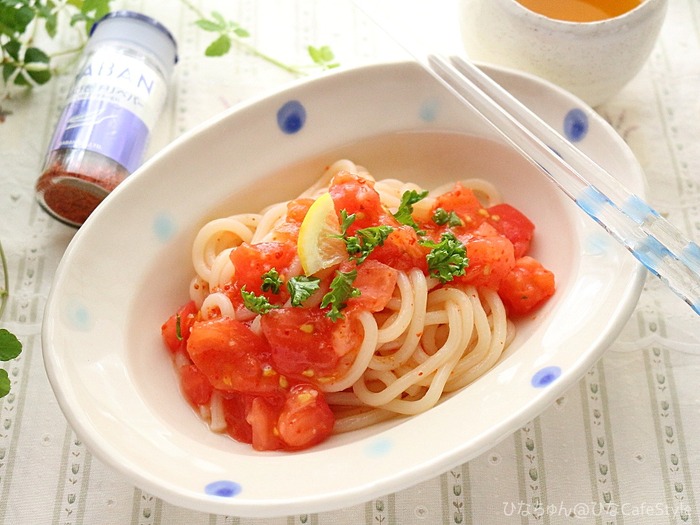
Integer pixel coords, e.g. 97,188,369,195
307,45,339,69
342,224,394,264
241,286,279,315
232,26,250,38
339,210,356,235
0,329,22,361
211,11,227,25
195,19,223,32
24,47,50,64
261,268,283,294
205,34,232,57
433,207,463,227
0,4,35,37
321,269,360,321
2,63,16,82
0,369,10,398
22,48,51,85
393,189,428,232
2,40,21,61
421,232,469,283
287,276,321,307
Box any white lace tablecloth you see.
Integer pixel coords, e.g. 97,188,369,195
1,1,699,523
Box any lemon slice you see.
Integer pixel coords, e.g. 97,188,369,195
297,192,347,275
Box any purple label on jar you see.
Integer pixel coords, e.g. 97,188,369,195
50,98,149,173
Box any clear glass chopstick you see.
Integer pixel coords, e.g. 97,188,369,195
353,1,700,315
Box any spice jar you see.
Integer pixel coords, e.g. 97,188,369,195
35,11,178,227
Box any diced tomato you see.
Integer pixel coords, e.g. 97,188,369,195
186,317,280,394
228,241,297,306
277,384,334,450
455,223,515,289
246,396,285,451
369,225,429,272
272,198,315,243
260,307,340,380
179,364,213,406
431,184,486,230
286,198,314,223
329,171,385,230
221,393,253,444
498,256,555,315
486,203,534,258
348,259,398,312
161,300,199,353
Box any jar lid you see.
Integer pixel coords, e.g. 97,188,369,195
88,11,178,77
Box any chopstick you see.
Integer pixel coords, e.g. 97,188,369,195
354,1,700,315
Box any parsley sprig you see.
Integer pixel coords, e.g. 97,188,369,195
287,275,321,307
240,267,359,321
421,232,469,283
241,286,279,315
393,189,428,233
261,268,282,294
433,207,463,227
344,226,394,264
338,210,394,264
320,269,361,321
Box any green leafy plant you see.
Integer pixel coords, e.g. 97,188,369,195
1,0,338,97
181,1,339,74
0,240,22,399
1,0,112,90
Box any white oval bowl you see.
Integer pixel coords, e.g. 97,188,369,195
42,60,645,517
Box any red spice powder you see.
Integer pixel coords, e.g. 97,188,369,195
35,151,128,227
36,159,125,226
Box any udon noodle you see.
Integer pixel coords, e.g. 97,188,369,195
182,160,517,436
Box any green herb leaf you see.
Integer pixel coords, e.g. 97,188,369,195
339,210,356,235
321,269,360,321
307,45,339,69
0,328,22,361
241,286,279,315
343,225,394,264
261,268,283,294
287,275,321,307
0,4,35,37
205,34,232,57
0,369,10,399
23,47,51,85
232,25,250,38
421,232,469,283
432,207,463,227
195,18,223,32
393,189,428,233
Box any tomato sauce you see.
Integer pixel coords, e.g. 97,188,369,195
161,172,555,451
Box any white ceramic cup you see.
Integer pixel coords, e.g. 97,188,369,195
459,0,668,106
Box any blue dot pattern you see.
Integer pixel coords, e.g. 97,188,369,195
277,100,306,134
153,212,176,243
531,366,562,388
366,438,393,457
419,97,440,122
67,298,92,331
205,480,242,498
563,108,588,142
